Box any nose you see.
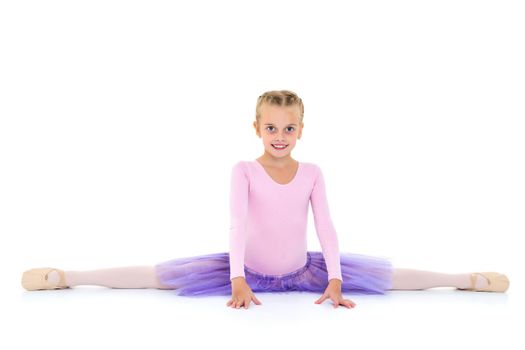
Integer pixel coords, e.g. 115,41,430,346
277,130,288,140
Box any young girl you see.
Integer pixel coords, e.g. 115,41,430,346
21,90,510,309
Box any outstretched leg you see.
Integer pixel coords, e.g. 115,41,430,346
389,268,489,290
46,266,172,289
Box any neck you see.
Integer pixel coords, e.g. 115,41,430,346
258,153,296,168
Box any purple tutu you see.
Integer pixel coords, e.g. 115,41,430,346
155,251,393,297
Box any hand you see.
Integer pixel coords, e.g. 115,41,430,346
227,277,262,309
314,278,356,309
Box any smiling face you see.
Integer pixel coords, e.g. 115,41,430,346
253,103,304,163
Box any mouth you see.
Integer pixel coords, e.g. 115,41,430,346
272,144,288,150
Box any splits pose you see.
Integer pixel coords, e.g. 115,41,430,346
21,90,509,309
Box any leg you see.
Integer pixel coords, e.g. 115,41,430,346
389,267,488,290
47,266,172,289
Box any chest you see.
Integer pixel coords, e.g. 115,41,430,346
261,163,298,185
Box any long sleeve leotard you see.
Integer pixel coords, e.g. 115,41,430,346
228,160,343,283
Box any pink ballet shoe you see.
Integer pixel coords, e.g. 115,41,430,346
21,268,70,291
458,272,509,293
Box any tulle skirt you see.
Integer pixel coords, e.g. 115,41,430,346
154,251,394,297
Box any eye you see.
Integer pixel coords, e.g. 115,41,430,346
265,126,295,133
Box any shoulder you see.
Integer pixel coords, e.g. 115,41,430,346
231,160,250,175
232,160,245,168
300,161,322,176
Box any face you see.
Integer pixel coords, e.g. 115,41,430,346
253,104,304,161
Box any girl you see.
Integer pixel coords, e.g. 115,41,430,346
21,90,510,310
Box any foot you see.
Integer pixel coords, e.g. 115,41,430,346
458,272,509,292
46,269,64,288
21,267,69,290
470,273,489,290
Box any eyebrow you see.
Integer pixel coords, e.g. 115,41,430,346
264,123,297,126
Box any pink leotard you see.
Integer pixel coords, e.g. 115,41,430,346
229,160,343,282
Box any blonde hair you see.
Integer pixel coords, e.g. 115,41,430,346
255,90,304,126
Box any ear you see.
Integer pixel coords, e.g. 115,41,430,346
253,121,260,137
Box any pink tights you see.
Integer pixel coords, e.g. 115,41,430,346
62,266,472,290
65,266,170,289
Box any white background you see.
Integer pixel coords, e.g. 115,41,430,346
1,0,524,349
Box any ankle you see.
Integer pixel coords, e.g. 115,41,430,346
63,271,78,287
456,274,472,289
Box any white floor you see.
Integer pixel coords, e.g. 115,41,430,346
5,273,523,350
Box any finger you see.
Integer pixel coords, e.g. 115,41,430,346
346,299,356,307
252,295,262,305
318,294,329,303
315,294,328,304
244,299,250,309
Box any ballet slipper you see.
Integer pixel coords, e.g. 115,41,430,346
458,272,509,293
21,267,70,291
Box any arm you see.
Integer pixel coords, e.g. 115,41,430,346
228,161,249,280
310,165,356,309
227,162,262,309
310,164,343,283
